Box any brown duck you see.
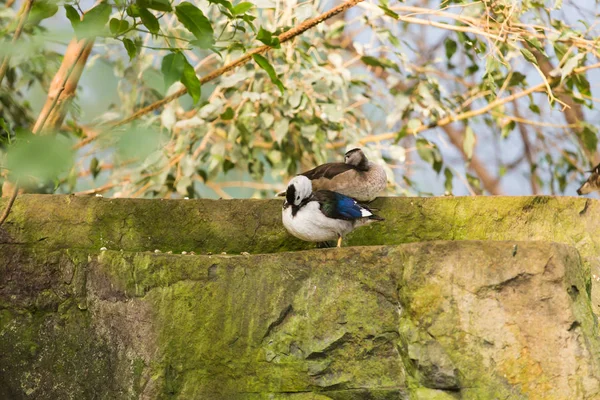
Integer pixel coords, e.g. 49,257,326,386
279,148,387,202
577,163,600,195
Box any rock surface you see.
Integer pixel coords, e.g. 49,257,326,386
1,195,600,399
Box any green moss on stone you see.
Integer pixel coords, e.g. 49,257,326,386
2,195,600,399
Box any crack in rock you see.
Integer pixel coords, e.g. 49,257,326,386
262,304,293,340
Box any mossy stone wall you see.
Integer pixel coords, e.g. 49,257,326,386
1,195,599,399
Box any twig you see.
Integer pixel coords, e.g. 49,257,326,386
0,182,19,226
512,100,540,194
359,2,506,43
76,181,124,195
110,0,365,128
490,112,578,129
0,0,35,86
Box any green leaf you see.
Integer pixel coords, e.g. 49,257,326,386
273,119,289,143
181,59,201,104
64,5,80,27
221,107,234,120
161,53,185,90
175,2,214,48
524,37,546,55
232,1,253,15
137,0,172,12
360,56,399,72
139,8,160,34
555,0,563,10
252,54,284,94
554,42,568,61
465,64,479,76
407,118,420,133
123,38,137,61
0,118,9,134
126,4,141,17
444,38,457,60
256,27,281,48
444,168,453,194
208,0,233,11
501,120,515,139
560,53,585,82
378,5,398,19
416,138,443,174
76,3,111,38
507,71,526,87
581,124,598,151
499,165,507,177
466,173,481,191
90,157,100,179
463,126,475,160
520,48,537,64
394,126,408,143
388,33,400,48
110,18,130,35
7,133,74,182
529,103,540,114
573,73,591,96
28,0,59,25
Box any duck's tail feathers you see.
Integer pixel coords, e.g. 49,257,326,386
368,214,385,221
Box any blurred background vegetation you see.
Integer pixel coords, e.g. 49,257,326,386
1,0,599,200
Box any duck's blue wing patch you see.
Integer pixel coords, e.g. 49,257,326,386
314,191,369,220
334,193,364,219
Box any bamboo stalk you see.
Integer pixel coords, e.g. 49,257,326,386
33,38,95,134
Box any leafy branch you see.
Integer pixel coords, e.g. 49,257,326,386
110,0,365,128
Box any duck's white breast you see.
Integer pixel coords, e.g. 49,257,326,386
282,201,353,242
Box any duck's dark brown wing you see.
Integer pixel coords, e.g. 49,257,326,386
301,162,358,180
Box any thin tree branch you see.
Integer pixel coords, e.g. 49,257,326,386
110,0,365,128
511,100,539,194
0,0,35,86
341,60,600,148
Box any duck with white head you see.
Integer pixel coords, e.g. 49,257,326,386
281,176,384,247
